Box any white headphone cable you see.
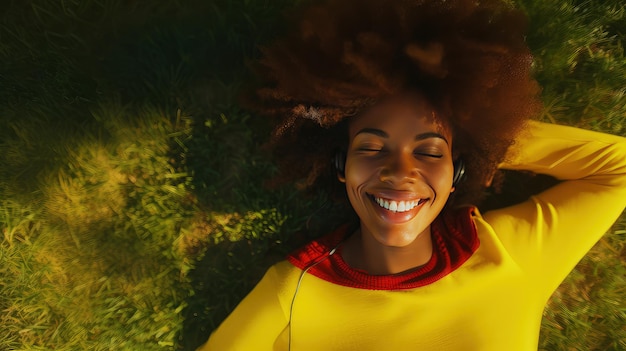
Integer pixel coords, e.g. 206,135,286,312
287,246,338,351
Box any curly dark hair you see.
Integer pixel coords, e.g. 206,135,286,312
246,0,542,207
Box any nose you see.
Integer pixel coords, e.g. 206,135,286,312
379,151,418,184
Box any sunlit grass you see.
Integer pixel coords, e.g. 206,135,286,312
1,103,195,349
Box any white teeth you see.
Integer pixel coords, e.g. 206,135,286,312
397,202,406,212
389,201,398,211
373,196,423,213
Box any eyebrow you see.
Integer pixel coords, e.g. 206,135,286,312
354,128,449,144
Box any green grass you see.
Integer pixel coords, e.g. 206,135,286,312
0,0,624,350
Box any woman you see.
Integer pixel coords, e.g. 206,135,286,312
198,0,626,349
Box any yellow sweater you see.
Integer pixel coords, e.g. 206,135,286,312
199,121,626,350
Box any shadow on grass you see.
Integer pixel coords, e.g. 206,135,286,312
480,170,559,213
181,238,285,350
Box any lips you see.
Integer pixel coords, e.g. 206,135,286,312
366,192,429,224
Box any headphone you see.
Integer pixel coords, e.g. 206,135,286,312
332,150,347,177
332,150,466,187
452,157,465,187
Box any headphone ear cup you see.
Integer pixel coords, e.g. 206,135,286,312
332,150,346,177
452,158,466,187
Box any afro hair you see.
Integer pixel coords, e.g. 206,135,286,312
246,0,543,207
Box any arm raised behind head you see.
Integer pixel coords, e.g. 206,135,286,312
483,120,626,295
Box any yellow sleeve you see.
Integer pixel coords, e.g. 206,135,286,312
483,121,626,294
196,263,291,351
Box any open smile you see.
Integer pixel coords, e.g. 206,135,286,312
367,194,429,213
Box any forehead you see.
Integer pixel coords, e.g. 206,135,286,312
348,93,450,140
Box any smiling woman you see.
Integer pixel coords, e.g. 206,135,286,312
340,93,455,274
196,0,626,350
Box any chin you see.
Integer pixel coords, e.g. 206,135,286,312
370,225,427,248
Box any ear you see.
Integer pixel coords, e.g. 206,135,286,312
337,172,346,183
484,168,496,187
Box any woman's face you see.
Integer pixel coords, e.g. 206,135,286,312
341,92,455,248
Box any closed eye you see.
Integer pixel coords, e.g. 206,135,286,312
415,152,443,158
355,143,385,153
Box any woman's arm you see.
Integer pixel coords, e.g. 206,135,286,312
196,263,291,351
483,120,626,293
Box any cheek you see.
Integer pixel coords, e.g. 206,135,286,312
344,158,377,188
431,163,455,190
343,159,377,209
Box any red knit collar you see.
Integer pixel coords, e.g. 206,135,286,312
286,207,479,290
